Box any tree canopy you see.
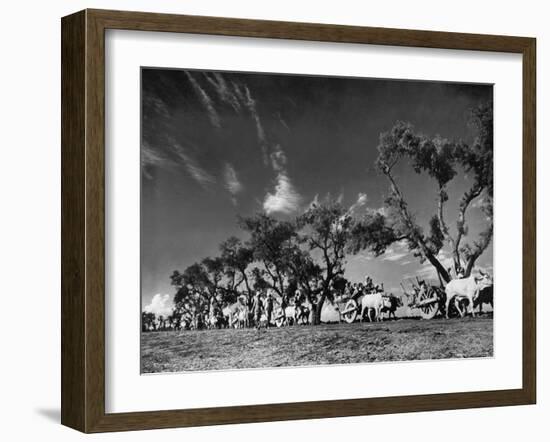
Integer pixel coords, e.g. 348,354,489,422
371,102,493,281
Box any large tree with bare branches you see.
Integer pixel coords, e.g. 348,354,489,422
373,102,493,282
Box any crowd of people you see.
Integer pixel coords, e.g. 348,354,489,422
142,275,390,332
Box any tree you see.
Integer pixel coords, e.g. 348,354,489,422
347,209,402,256
201,256,225,295
170,256,225,319
373,102,493,281
286,248,323,303
219,236,254,302
296,200,354,324
171,281,196,321
250,266,272,292
141,311,156,331
239,213,300,299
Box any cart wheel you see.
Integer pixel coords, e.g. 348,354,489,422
419,287,439,319
343,299,358,323
274,308,285,327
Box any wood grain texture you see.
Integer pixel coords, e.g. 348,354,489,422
61,10,86,432
61,8,537,433
522,38,536,403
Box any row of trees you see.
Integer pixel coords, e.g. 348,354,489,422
170,202,371,325
166,103,493,326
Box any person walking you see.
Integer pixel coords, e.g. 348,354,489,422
265,290,274,328
252,290,263,330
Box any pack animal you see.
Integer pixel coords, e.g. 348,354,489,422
380,294,403,320
474,285,494,313
445,271,492,318
360,292,392,322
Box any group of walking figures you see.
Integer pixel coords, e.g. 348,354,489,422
142,269,495,332
191,276,403,331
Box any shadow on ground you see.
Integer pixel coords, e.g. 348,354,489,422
35,408,60,423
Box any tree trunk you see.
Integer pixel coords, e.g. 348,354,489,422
242,273,251,295
386,171,451,283
425,251,451,283
464,253,481,277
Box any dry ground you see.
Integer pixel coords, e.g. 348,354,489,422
141,315,493,373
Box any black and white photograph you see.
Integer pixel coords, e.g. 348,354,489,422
140,68,494,374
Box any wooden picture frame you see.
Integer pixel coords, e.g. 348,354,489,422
61,8,536,433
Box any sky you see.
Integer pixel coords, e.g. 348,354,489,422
141,68,493,313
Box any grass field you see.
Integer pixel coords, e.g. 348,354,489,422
141,315,493,373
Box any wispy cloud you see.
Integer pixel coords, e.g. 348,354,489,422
356,193,368,206
382,240,410,262
205,72,242,112
185,71,221,129
383,252,409,262
142,142,169,167
143,94,170,118
375,206,389,217
242,85,268,164
263,173,302,215
404,249,454,280
307,193,320,209
407,265,439,280
348,192,368,213
270,144,287,172
278,113,290,131
144,294,174,317
351,250,374,262
263,144,303,215
184,159,217,188
172,143,217,189
141,141,174,180
223,163,244,204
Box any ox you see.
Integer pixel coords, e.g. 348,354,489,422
236,306,249,328
474,285,494,314
360,293,392,322
222,303,240,328
445,271,492,319
285,306,296,325
380,294,403,320
273,305,296,326
295,302,311,325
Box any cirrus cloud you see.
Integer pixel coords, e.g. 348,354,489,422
223,162,244,204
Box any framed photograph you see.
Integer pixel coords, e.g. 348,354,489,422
61,9,536,433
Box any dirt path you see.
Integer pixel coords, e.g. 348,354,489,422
141,316,493,373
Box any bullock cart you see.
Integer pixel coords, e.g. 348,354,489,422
401,279,446,319
340,289,387,323
274,304,311,327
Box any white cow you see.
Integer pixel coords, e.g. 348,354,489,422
222,303,240,328
284,306,295,325
445,271,493,318
236,306,249,328
360,293,392,322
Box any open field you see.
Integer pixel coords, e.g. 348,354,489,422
141,315,493,373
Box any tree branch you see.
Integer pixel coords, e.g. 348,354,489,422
455,183,483,260
386,169,451,282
